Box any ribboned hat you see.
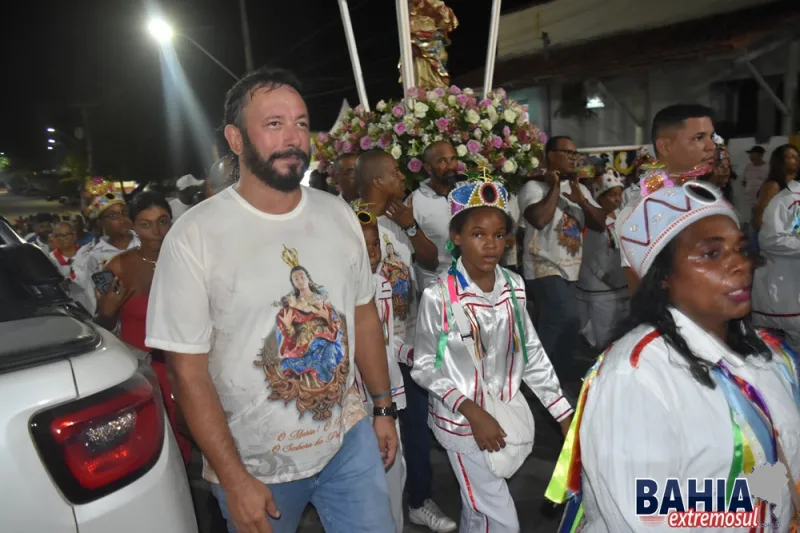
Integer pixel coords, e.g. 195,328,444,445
592,169,625,200
617,180,738,277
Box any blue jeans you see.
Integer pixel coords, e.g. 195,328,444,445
211,417,394,533
398,362,432,509
526,275,581,380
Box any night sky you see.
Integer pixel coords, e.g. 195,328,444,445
0,0,535,180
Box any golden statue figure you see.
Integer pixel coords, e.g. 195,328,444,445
400,0,459,89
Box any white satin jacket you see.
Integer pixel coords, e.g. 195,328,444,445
411,259,572,454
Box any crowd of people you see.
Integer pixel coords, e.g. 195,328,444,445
17,65,800,533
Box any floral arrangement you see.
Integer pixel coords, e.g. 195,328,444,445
313,86,547,193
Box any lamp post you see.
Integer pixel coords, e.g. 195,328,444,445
148,18,239,81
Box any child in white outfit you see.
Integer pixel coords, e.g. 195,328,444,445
412,177,573,533
351,207,407,533
576,169,629,348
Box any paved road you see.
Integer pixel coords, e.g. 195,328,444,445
0,192,78,220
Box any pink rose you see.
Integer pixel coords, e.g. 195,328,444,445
392,105,405,117
434,87,446,97
408,158,423,173
334,140,343,153
408,87,420,98
492,136,503,149
436,118,450,132
539,131,548,144
457,161,467,173
479,98,492,107
503,126,511,138
394,122,407,135
377,134,391,149
456,94,468,106
342,141,354,153
467,140,481,153
360,136,374,150
449,86,462,95
317,132,329,143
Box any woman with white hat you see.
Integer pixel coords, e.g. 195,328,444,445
546,178,800,532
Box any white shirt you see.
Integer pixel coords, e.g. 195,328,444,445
146,186,371,485
752,180,800,318
577,212,628,301
409,179,452,292
49,247,93,311
72,233,140,314
168,197,190,220
354,273,406,411
377,216,417,366
741,163,770,222
518,180,599,281
580,309,800,532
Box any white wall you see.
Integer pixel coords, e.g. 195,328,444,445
498,0,775,59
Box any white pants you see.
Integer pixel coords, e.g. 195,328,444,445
447,451,519,533
578,297,629,349
371,417,406,533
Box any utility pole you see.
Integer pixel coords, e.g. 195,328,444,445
69,102,100,175
239,0,255,71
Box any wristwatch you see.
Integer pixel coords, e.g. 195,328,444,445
373,402,399,420
403,221,419,237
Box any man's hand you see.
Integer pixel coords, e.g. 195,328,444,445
373,416,399,468
224,473,280,533
559,415,573,437
385,198,415,229
564,178,585,206
460,400,506,452
544,170,561,188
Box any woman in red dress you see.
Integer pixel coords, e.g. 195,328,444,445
94,191,192,464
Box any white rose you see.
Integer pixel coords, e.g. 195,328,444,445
376,100,387,112
448,95,457,105
509,135,518,145
504,109,517,123
350,117,360,126
456,144,468,157
381,113,392,123
464,87,474,95
403,115,416,126
391,145,402,159
436,101,447,112
473,129,483,139
531,157,539,167
486,105,497,118
465,109,480,124
422,134,431,146
521,143,531,152
502,159,518,174
427,91,438,101
414,102,429,118
480,119,493,131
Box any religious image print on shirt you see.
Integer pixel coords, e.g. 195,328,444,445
255,245,349,421
557,212,582,256
379,233,411,321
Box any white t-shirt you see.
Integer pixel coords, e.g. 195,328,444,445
518,180,599,281
168,197,191,220
146,186,371,485
409,180,452,292
377,216,417,366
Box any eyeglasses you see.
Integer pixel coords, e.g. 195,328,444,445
551,149,582,159
101,212,128,221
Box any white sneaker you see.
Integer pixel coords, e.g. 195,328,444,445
408,499,457,532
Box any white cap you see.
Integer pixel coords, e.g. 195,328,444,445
592,169,625,200
176,174,204,190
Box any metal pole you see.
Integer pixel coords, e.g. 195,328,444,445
80,107,94,175
483,0,503,97
743,60,789,116
180,34,240,81
782,40,799,136
239,0,255,71
337,0,370,112
395,0,415,108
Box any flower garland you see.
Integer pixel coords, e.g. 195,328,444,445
313,86,546,193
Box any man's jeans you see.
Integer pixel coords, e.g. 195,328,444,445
211,417,394,533
526,275,581,381
398,362,432,509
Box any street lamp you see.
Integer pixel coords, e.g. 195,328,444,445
46,127,56,133
147,17,239,81
148,18,174,44
48,139,56,144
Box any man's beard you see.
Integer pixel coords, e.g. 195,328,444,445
241,132,310,192
436,169,459,187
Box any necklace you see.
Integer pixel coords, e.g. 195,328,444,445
137,246,157,267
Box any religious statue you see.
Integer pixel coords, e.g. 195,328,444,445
401,0,459,89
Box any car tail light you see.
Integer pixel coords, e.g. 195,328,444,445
30,368,165,504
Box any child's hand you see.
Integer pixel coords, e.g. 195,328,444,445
459,400,507,452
